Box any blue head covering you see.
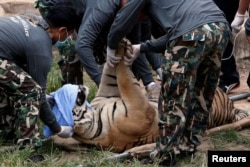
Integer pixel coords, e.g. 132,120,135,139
43,84,78,138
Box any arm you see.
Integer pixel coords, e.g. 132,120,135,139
26,40,62,134
108,0,146,49
231,0,250,32
76,8,113,85
238,0,250,15
124,34,168,66
27,38,73,138
140,34,169,53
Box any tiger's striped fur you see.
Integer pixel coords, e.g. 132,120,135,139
69,39,248,153
208,87,249,129
72,39,158,153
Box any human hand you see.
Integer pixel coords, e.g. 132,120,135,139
57,126,73,138
106,46,121,67
124,44,141,66
231,12,245,33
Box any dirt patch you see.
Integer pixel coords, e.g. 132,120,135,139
0,0,39,16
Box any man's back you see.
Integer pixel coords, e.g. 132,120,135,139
0,14,52,87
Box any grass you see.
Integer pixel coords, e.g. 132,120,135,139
210,130,250,150
4,130,244,167
46,54,62,93
1,51,250,166
0,139,159,166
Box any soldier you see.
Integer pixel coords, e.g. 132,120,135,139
55,31,84,85
106,0,231,166
0,13,74,149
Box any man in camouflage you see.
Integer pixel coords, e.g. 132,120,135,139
104,0,231,165
56,31,83,85
0,59,41,147
0,13,74,149
151,22,230,163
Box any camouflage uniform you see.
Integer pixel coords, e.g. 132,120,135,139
0,59,41,147
150,22,231,162
56,32,84,85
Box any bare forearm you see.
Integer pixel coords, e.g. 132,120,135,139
238,0,250,14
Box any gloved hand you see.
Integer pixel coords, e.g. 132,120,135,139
124,44,141,66
106,46,121,67
57,126,73,138
231,12,245,33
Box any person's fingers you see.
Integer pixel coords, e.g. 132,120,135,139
123,55,134,66
112,56,122,61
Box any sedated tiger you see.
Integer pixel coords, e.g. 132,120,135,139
49,39,249,153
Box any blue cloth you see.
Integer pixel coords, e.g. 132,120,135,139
43,84,79,138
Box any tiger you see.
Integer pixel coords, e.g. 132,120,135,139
51,38,249,153
208,87,249,129
71,39,159,153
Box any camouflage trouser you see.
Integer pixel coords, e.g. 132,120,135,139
56,31,84,85
58,59,83,85
0,59,41,147
150,22,231,161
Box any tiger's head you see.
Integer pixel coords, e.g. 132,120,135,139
72,85,91,121
72,85,95,137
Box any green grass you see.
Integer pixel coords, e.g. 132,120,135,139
0,140,159,166
210,130,250,150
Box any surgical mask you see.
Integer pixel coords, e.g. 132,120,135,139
54,30,69,49
54,38,69,49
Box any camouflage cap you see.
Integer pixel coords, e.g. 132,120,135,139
34,0,58,18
